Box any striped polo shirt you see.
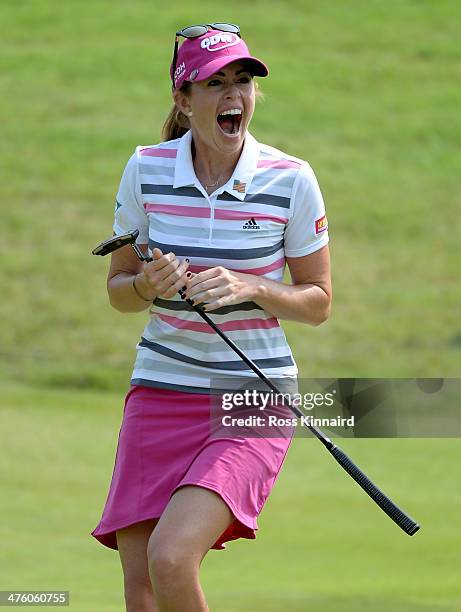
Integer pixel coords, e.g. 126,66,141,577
113,129,329,393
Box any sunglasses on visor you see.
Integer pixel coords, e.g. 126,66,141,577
171,23,241,87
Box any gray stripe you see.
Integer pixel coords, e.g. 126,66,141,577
131,378,212,394
143,325,289,354
148,239,284,260
245,193,291,209
141,181,291,208
134,357,199,377
251,173,297,190
141,184,201,197
149,220,210,240
139,338,295,370
153,298,263,314
218,192,290,209
139,164,175,177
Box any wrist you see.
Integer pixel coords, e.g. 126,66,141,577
132,274,156,302
244,273,267,302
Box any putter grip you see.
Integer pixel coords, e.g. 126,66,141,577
329,445,420,536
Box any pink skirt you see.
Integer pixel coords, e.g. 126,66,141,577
91,385,293,550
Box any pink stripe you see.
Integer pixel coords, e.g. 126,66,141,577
144,203,210,218
257,159,301,169
214,209,288,224
188,265,215,274
157,313,279,334
242,256,286,275
139,148,178,158
188,256,285,277
145,204,287,225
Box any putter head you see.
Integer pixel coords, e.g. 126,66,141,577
92,229,140,256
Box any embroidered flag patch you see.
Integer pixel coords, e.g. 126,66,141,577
315,215,328,234
233,179,246,193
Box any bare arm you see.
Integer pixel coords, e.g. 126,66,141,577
252,245,332,325
184,244,332,326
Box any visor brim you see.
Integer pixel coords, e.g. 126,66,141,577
189,55,269,83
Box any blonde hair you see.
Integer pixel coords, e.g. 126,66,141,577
161,80,264,142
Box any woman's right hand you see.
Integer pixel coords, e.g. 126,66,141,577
138,248,190,300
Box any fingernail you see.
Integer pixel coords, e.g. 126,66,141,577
179,291,184,298
181,285,187,292
185,258,190,263
186,272,192,278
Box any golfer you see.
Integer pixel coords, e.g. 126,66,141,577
92,23,331,612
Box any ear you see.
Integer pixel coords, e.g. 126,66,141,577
173,89,191,117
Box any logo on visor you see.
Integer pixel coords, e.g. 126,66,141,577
174,62,186,79
200,33,241,52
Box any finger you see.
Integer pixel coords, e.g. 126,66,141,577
186,267,228,298
154,261,182,293
151,251,177,271
143,257,181,294
189,286,228,306
185,276,222,300
184,271,196,290
152,248,163,260
161,259,191,298
147,253,179,279
201,295,234,312
187,266,223,290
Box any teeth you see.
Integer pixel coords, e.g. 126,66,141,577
218,109,242,116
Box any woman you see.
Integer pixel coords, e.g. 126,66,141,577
91,24,331,612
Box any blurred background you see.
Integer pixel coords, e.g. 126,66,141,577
1,1,460,610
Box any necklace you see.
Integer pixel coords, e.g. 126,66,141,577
192,143,228,192
204,174,225,192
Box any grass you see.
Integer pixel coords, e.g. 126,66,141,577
1,2,460,610
1,0,460,390
1,383,460,611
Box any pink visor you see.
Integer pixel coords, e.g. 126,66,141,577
171,30,269,90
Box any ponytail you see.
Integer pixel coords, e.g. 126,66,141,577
161,82,192,141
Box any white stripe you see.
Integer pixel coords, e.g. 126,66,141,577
138,157,177,168
139,173,175,184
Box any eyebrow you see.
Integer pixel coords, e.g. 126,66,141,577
212,69,251,77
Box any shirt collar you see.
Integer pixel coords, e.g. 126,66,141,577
173,130,260,201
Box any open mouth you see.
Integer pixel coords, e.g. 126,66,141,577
216,109,243,136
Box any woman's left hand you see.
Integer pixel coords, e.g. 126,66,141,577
184,267,259,312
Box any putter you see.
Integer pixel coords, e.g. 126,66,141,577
92,230,420,536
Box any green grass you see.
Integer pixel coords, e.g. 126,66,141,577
1,383,460,611
1,0,460,391
1,2,460,610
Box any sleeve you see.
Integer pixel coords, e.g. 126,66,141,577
284,163,329,257
112,150,149,244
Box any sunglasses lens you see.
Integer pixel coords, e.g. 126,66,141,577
180,25,208,38
211,23,240,33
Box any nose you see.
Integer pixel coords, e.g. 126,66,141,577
223,82,240,98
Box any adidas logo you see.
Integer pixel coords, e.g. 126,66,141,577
243,217,261,230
